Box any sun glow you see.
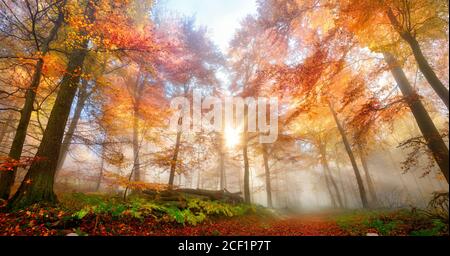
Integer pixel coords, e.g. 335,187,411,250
224,126,240,148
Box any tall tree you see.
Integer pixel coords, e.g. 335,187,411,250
328,101,369,208
338,0,449,109
383,52,449,183
164,17,223,187
0,0,65,199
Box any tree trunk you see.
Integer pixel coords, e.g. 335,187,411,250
132,107,141,182
8,44,89,210
0,12,64,200
357,144,378,206
328,102,369,208
323,167,337,208
96,147,104,192
0,112,14,146
56,80,90,174
168,118,182,187
335,159,349,208
387,9,449,109
242,102,251,204
243,140,251,204
319,143,344,208
262,144,273,208
384,52,449,183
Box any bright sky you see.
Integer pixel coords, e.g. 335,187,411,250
166,0,257,52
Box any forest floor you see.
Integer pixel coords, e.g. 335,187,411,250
0,193,448,236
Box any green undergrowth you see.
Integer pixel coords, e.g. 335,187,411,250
58,193,270,226
334,209,448,236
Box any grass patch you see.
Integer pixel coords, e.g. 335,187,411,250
334,209,448,236
59,192,266,226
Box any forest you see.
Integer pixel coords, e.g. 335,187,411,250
0,0,448,237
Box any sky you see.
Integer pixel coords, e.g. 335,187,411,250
165,0,257,52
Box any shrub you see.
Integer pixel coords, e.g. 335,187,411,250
65,193,261,226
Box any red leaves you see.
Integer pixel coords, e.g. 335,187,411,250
0,156,44,172
0,207,349,236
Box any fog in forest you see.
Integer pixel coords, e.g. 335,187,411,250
0,0,448,237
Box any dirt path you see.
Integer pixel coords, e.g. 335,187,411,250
156,213,348,236
1,207,350,236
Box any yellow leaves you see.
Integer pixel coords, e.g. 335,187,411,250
42,54,65,78
106,152,125,167
307,7,335,34
103,171,169,191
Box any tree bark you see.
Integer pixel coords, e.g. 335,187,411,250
262,144,273,208
0,112,14,146
319,142,343,208
242,139,251,204
357,144,378,206
328,102,369,208
96,146,105,192
335,159,349,208
56,80,90,174
132,107,141,182
384,52,449,183
168,117,182,187
8,44,89,209
323,167,337,208
0,11,64,200
387,9,449,109
242,109,251,204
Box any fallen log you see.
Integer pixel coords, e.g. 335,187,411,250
143,188,244,204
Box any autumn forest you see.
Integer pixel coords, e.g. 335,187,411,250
0,0,448,237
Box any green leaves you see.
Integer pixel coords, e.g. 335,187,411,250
410,219,447,236
65,193,255,227
73,208,90,220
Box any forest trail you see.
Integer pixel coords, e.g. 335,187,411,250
159,213,349,236
0,208,347,236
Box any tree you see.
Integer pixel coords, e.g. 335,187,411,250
383,52,449,183
338,0,449,109
0,0,66,199
163,16,224,187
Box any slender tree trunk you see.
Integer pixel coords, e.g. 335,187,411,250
328,102,369,208
8,44,89,209
0,112,14,146
335,159,349,208
96,145,105,192
262,144,273,208
384,52,449,183
242,104,251,204
0,12,64,200
132,107,141,182
219,151,225,190
387,10,449,109
319,143,343,208
357,145,378,206
323,168,337,208
243,139,250,204
168,118,182,187
56,80,90,174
